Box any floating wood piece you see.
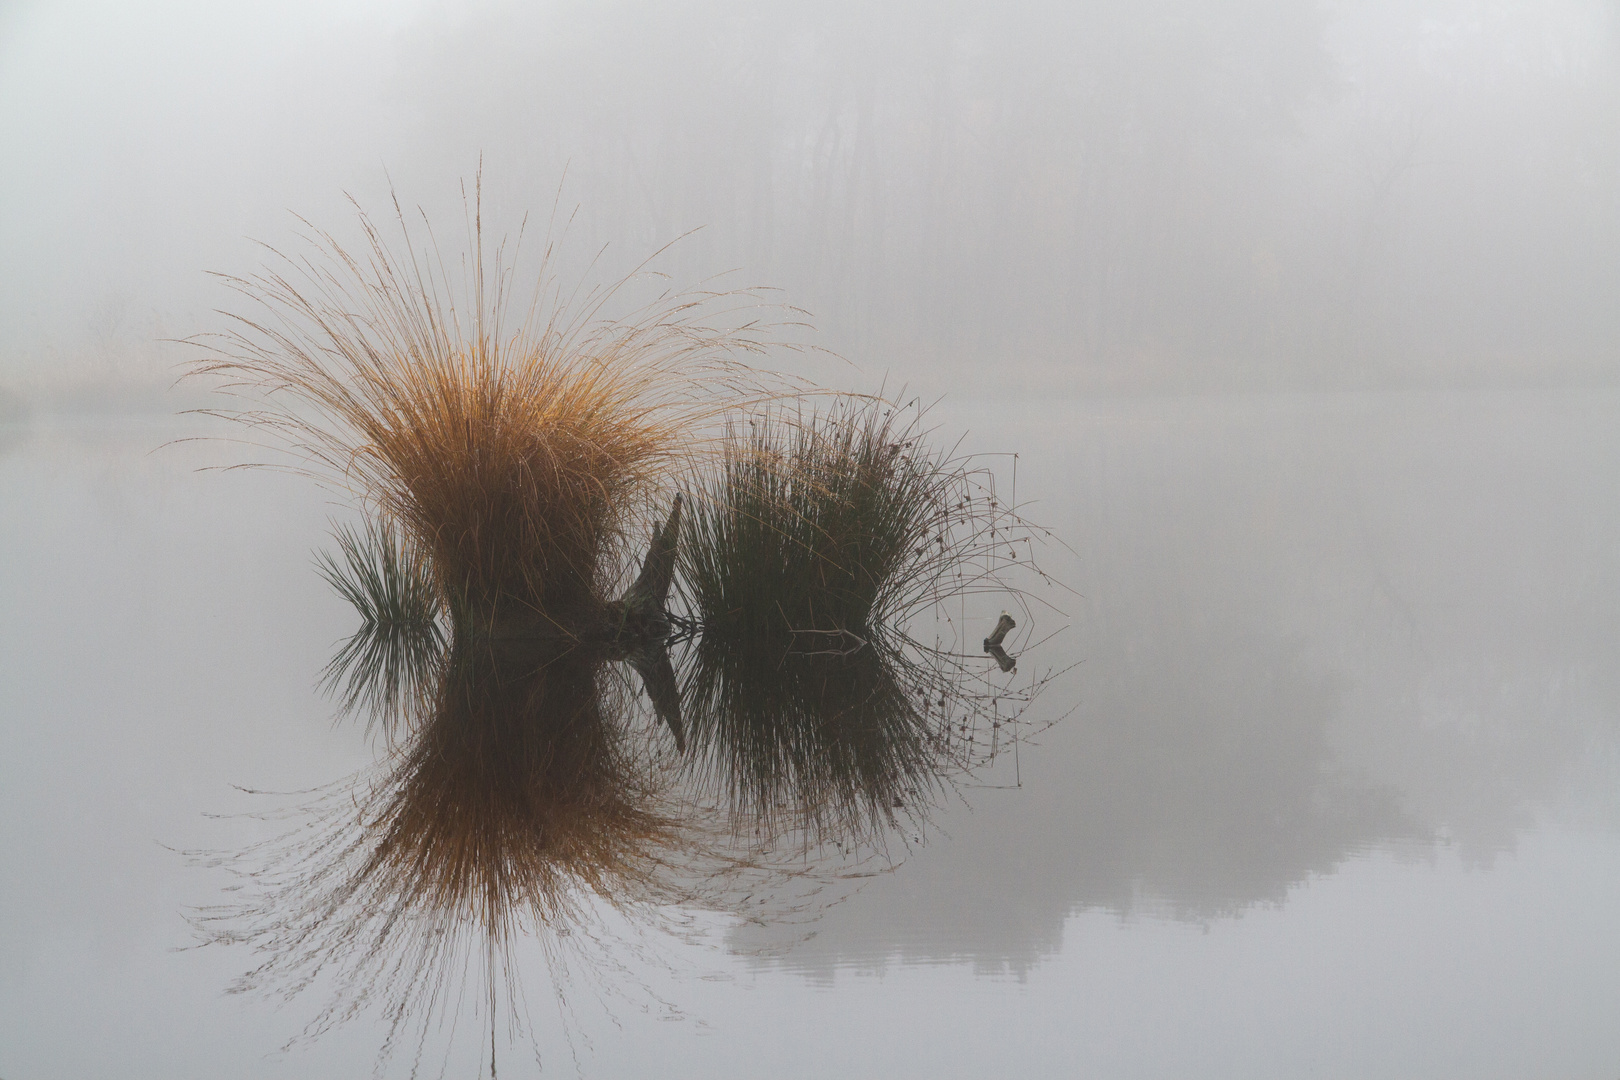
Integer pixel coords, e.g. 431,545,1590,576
983,611,1017,672
983,611,1015,649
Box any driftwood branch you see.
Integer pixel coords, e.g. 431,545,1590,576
619,492,683,620
983,611,1016,672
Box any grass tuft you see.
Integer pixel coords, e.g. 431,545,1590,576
681,400,949,644
316,517,445,737
190,180,795,650
188,640,696,1067
674,396,1065,845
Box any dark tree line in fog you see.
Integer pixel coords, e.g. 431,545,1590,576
3,0,1618,391
391,0,1620,387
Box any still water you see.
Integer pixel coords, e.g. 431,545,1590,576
3,389,1619,1078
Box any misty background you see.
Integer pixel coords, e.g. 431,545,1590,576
7,4,1620,1074
2,0,1618,406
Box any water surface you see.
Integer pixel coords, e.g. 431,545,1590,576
3,390,1618,1077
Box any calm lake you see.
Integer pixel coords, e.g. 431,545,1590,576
4,388,1619,1078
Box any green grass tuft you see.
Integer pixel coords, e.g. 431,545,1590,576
316,517,446,737
681,399,953,644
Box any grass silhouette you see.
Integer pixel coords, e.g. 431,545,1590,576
189,640,702,1069
186,182,1063,1071
673,397,1064,846
681,403,940,643
678,634,943,847
191,180,791,676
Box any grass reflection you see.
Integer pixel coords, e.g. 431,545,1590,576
316,517,445,735
186,187,1060,1071
679,637,944,848
192,637,711,1068
675,400,1053,847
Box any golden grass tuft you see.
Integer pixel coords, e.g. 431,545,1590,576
186,643,704,1067
369,642,678,937
183,184,819,1065
190,181,795,639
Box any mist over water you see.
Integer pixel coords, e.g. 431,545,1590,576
3,0,1618,397
4,2,1620,1078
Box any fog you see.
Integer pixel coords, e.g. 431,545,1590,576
7,390,1620,1077
3,0,1618,401
6,4,1620,1076
732,389,1620,977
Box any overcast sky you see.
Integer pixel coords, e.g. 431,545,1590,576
2,0,1617,394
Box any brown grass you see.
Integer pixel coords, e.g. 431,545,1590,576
190,180,795,637
188,641,697,1066
369,642,676,939
183,182,815,1065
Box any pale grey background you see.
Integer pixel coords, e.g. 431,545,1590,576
3,1,1620,1076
